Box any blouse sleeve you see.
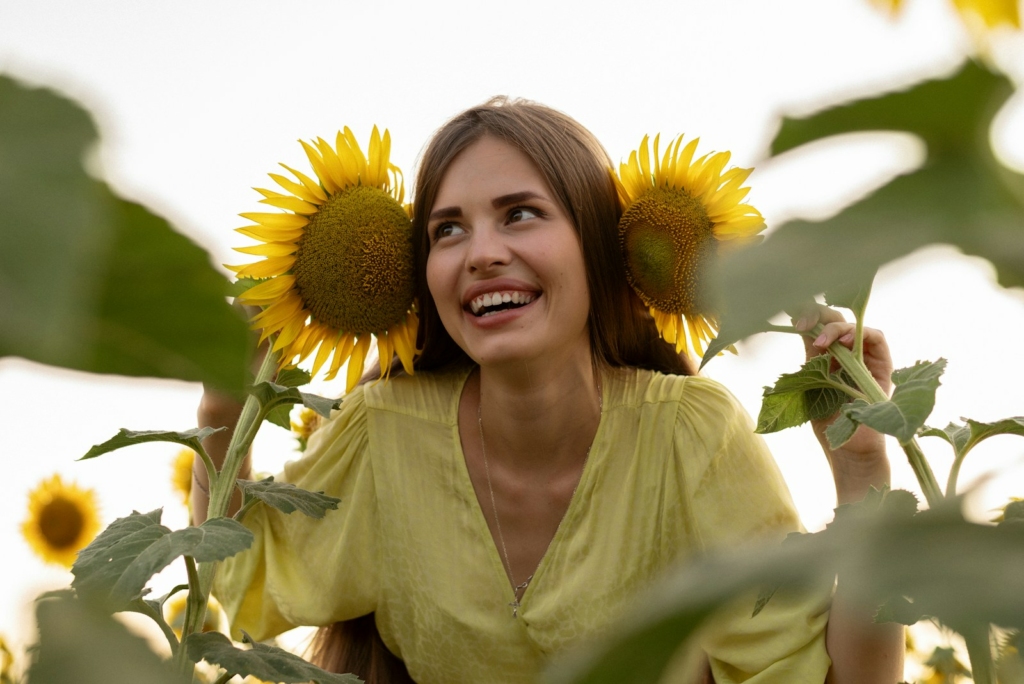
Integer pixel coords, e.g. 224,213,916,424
674,377,832,684
213,386,378,642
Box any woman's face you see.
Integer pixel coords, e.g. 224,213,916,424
425,136,591,369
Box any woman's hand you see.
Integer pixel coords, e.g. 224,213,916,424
793,305,893,505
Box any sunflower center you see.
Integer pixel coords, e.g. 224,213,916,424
38,497,85,549
293,186,415,334
619,187,715,314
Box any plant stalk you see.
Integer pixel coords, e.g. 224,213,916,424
806,324,945,508
175,555,203,678
963,625,996,684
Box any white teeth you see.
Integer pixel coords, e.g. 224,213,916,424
468,290,537,315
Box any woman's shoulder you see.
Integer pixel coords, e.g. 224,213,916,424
360,365,472,424
606,367,743,417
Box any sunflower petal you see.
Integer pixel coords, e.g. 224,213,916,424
300,140,340,195
234,255,296,279
234,242,297,257
273,168,327,204
239,212,309,230
259,195,320,215
238,275,296,305
346,335,373,392
235,225,305,243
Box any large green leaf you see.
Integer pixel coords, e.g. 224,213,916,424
544,503,1024,684
79,427,225,461
0,74,249,390
186,631,361,684
28,594,184,684
707,61,1024,350
72,510,252,609
237,477,341,519
844,359,946,444
756,356,852,433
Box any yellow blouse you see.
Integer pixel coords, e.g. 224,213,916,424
214,366,831,684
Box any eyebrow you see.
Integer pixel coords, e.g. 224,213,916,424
428,190,547,221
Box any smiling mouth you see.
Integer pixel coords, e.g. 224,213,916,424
467,290,539,317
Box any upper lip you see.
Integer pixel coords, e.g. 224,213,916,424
461,278,541,307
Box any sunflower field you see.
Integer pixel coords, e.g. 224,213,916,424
1,1,1023,683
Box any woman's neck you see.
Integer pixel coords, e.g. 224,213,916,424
472,349,603,474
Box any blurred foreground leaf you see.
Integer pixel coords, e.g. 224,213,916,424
186,631,360,684
80,427,226,460
544,503,1024,684
238,477,341,519
707,60,1024,353
29,594,183,684
72,510,252,609
0,74,249,390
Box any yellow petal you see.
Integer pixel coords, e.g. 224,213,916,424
325,334,356,382
235,225,305,243
334,131,360,184
300,140,340,195
259,195,320,215
237,275,296,305
310,332,339,377
343,126,368,172
316,137,350,190
234,242,297,257
391,319,415,374
254,187,286,200
272,169,327,204
235,255,296,279
239,212,309,230
345,335,373,392
639,134,652,183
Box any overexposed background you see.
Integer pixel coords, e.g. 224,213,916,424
2,0,1023,669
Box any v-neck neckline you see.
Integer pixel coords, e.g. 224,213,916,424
449,366,607,618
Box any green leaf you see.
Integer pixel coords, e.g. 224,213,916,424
709,61,1024,341
0,75,251,390
921,416,1024,459
264,404,294,431
275,367,312,388
824,277,874,324
28,595,184,684
238,477,341,519
80,427,225,461
825,405,863,449
186,631,361,684
699,318,775,370
72,510,252,609
543,502,1024,684
755,356,850,433
844,359,946,444
249,381,341,419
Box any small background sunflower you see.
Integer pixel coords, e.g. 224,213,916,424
21,474,100,568
230,127,419,391
616,134,766,357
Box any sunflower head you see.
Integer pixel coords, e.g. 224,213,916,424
230,126,420,391
615,133,766,357
172,449,194,506
291,407,322,451
22,474,100,568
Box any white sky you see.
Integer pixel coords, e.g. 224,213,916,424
1,0,1023,665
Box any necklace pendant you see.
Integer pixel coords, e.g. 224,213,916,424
509,598,521,618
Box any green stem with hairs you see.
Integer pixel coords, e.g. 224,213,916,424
804,324,944,508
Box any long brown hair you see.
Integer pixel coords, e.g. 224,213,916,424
310,98,694,682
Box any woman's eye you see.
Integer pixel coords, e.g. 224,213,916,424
433,223,465,240
508,207,540,223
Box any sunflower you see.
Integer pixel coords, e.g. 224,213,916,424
871,0,1020,29
230,127,419,391
172,449,194,506
615,134,766,357
291,406,321,452
164,593,224,639
22,474,100,568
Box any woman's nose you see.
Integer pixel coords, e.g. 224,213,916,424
466,227,511,272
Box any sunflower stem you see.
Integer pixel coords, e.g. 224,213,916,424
211,672,235,684
192,441,218,496
175,555,202,679
192,349,279,636
946,451,970,498
804,324,944,508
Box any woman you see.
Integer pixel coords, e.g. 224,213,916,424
195,99,902,683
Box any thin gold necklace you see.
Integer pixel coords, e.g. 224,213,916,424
476,380,601,618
